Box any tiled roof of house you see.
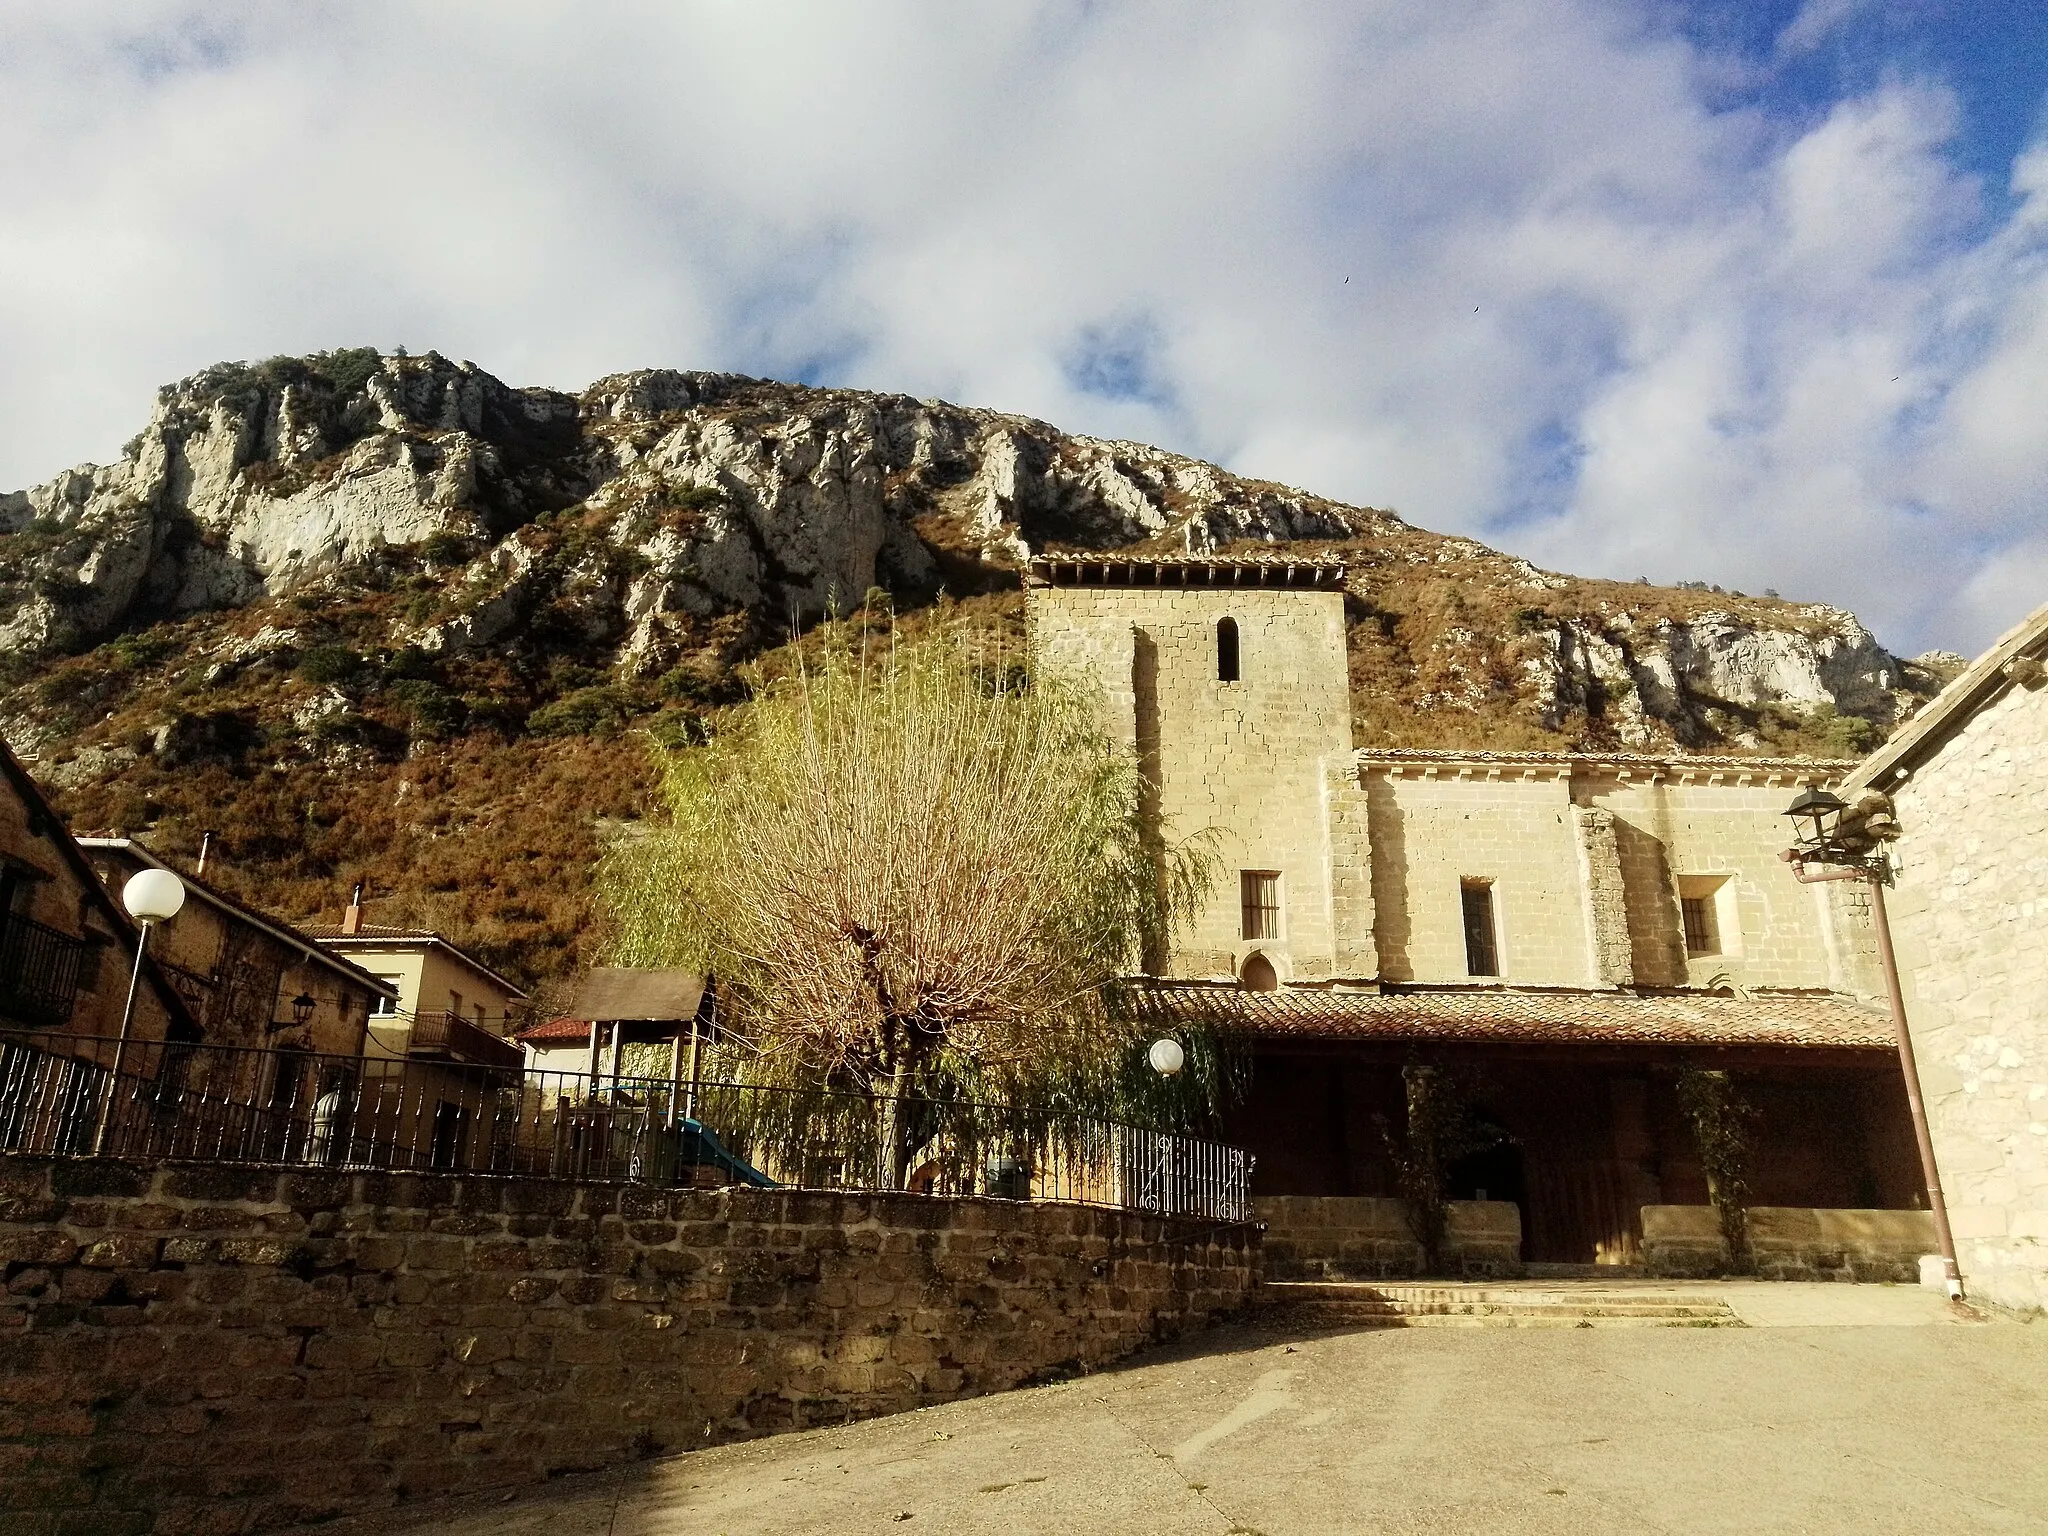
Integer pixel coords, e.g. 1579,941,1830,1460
300,923,528,999
1844,596,2048,790
1130,984,1895,1050
77,840,395,998
517,1017,595,1044
299,922,440,941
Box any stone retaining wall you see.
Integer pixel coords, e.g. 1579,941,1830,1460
1641,1204,1935,1281
1254,1195,1523,1278
0,1157,1258,1535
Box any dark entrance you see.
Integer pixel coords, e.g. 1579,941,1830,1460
1448,1122,1526,1258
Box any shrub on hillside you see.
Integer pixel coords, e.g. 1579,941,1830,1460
297,645,365,685
388,679,467,739
527,685,638,739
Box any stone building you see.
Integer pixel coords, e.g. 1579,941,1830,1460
302,887,528,1071
78,839,391,1061
0,742,190,1050
1834,600,2048,1313
1030,556,1921,1266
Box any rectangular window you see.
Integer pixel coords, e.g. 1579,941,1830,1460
1681,896,1715,955
1461,882,1499,977
1240,871,1281,941
1677,875,1739,958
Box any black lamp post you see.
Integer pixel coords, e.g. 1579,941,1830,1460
1782,787,1962,1300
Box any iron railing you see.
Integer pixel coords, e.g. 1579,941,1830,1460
0,1030,1252,1223
0,914,87,1028
367,1010,524,1070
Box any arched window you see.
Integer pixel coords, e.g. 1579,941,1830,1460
1217,617,1240,682
1239,952,1279,992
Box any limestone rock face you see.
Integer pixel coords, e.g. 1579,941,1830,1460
1,351,1916,745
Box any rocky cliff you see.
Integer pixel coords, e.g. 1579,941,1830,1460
0,351,1957,982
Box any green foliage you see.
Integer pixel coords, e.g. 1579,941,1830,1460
644,712,702,750
655,662,739,709
599,624,1219,1165
527,685,638,739
388,679,467,739
421,532,472,567
296,645,364,685
1376,1063,1507,1274
381,646,438,683
664,484,727,514
107,632,177,671
1677,1066,1758,1266
1756,702,1879,759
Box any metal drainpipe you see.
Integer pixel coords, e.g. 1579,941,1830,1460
1793,859,1964,1299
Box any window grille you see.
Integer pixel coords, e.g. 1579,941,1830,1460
1217,617,1240,682
1681,895,1715,955
1240,871,1280,940
1461,882,1499,977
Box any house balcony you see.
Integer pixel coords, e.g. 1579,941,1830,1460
0,912,86,1029
367,1009,524,1071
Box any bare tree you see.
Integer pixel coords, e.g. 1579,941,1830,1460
602,622,1215,1184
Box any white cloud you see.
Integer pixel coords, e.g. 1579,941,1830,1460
0,1,2042,655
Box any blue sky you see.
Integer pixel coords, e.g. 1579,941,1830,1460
1,1,2044,656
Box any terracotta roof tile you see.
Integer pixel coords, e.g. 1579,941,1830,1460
517,1017,594,1044
1131,984,1894,1050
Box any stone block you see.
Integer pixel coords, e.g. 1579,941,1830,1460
0,1232,78,1266
160,1167,279,1206
82,1234,161,1269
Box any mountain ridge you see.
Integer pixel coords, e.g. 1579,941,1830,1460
0,351,1960,987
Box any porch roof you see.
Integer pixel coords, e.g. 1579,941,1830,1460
1131,983,1895,1051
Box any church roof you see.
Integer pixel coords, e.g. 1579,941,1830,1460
1131,983,1894,1051
1844,596,2048,792
1026,554,1348,590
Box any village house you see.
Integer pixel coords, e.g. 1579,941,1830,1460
1030,556,1922,1269
78,839,392,1060
1834,599,2048,1314
0,742,191,1053
300,888,527,1072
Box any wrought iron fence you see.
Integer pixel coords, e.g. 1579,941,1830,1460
0,1030,1251,1223
0,913,87,1028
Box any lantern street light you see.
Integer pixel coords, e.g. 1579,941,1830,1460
94,868,186,1155
1148,1037,1186,1078
1781,787,1962,1300
291,992,317,1028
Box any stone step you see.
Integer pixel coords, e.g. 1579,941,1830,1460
1258,1282,1744,1328
1271,1311,1739,1329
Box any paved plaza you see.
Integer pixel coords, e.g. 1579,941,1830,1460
336,1284,2046,1535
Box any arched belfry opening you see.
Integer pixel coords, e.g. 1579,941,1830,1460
1217,616,1240,682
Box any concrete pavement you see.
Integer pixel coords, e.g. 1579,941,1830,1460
333,1285,2046,1535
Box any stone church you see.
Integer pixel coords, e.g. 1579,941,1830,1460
1028,555,1922,1268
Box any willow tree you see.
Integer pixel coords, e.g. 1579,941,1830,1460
602,623,1215,1184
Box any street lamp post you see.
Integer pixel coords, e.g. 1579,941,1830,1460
1781,787,1963,1300
93,868,186,1156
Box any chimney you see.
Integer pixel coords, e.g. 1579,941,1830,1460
196,830,216,877
342,881,366,936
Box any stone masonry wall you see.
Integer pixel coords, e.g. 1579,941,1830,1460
0,1157,1259,1534
1364,765,1594,986
1640,1204,1936,1283
1028,582,1353,984
1254,1196,1523,1279
1884,673,2048,1315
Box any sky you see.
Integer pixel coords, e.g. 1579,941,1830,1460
2,1,2044,657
